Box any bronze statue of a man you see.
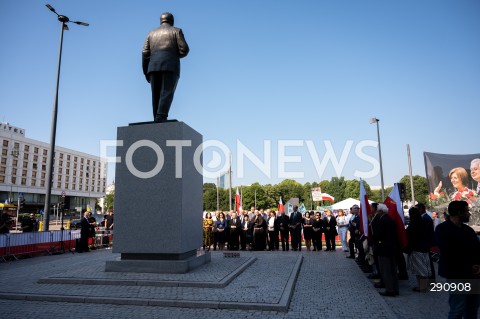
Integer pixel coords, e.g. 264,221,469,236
142,12,189,123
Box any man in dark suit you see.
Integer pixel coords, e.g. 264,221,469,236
142,12,189,122
323,209,337,251
435,200,480,318
289,206,303,251
228,212,241,250
347,204,368,272
78,212,91,253
277,210,290,251
372,204,399,297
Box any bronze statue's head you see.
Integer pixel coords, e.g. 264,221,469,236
160,12,174,25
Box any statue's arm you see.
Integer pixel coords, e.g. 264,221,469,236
177,29,189,58
142,35,151,79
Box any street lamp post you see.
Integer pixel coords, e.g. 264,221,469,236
43,4,88,231
370,117,385,201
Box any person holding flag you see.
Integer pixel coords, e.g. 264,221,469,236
384,183,409,280
371,204,399,297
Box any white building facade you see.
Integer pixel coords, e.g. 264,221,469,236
0,123,107,213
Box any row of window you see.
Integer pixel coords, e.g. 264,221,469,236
0,174,106,192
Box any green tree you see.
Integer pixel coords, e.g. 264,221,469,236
104,192,114,211
325,177,346,203
370,189,383,203
203,183,217,211
274,179,304,203
263,184,277,210
399,175,429,203
319,180,330,192
344,180,360,199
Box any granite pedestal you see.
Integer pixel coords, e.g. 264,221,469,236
105,121,209,273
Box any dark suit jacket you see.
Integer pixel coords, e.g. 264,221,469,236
371,213,397,257
421,213,436,248
312,218,324,233
436,219,480,279
229,217,241,234
289,211,302,230
142,23,189,76
323,216,338,236
266,216,279,232
80,217,91,237
348,214,361,237
277,214,290,232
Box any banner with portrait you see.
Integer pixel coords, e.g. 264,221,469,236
424,152,480,225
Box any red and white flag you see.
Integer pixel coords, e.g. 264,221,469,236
235,187,242,213
384,183,408,250
278,196,284,212
359,179,372,236
321,193,335,203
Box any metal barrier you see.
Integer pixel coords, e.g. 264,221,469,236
0,230,82,261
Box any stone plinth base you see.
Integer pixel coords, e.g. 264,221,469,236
105,251,211,274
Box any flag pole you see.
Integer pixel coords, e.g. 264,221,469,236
407,144,415,203
228,152,232,211
216,176,220,211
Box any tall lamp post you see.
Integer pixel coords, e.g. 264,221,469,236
370,117,385,201
43,4,89,231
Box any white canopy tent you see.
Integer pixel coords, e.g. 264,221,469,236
331,198,373,210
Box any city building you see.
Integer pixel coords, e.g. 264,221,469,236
0,122,107,214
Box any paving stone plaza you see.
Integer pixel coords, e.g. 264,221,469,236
0,248,450,319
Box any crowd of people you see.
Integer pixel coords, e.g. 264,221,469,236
202,205,348,253
203,200,480,317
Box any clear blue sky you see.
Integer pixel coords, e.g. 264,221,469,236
1,0,479,189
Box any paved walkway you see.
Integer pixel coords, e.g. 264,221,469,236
0,248,449,318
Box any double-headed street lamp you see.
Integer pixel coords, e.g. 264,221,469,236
43,4,89,231
370,117,385,201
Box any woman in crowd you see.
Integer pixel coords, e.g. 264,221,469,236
302,211,314,251
267,210,279,251
312,211,324,251
241,215,253,250
203,212,214,251
323,208,337,251
215,211,227,250
406,207,432,292
336,209,349,252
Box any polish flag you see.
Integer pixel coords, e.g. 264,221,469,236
235,187,242,213
321,193,335,203
278,196,284,212
384,183,408,249
359,179,372,236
